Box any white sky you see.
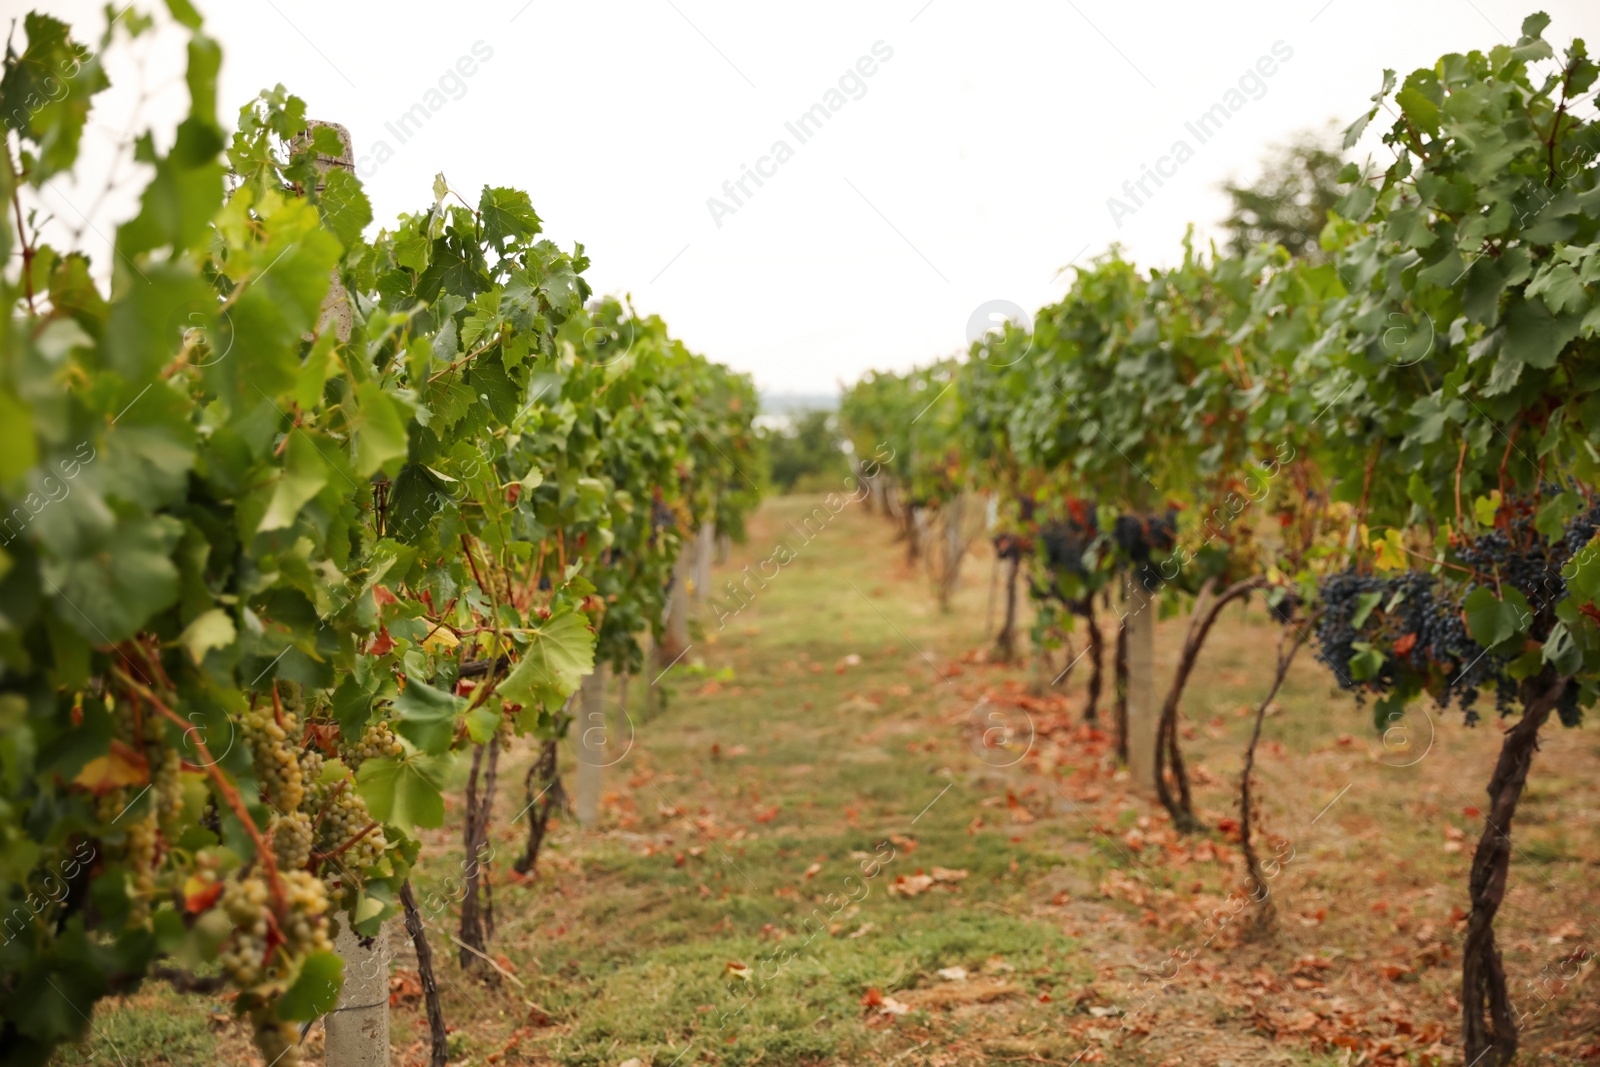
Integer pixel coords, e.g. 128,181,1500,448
20,0,1600,396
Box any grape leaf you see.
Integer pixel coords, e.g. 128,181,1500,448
357,754,448,831
275,950,342,1021
479,186,542,251
498,610,595,711
177,608,235,665
260,431,331,532
1463,586,1531,648
393,677,463,755
317,167,372,250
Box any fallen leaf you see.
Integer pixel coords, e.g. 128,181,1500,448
889,874,934,898
389,970,422,1004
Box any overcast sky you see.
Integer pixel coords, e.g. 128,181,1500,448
24,0,1600,396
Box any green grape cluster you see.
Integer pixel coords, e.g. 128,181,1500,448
92,787,125,825
312,785,385,907
217,869,334,1067
240,704,305,812
153,746,185,827
125,811,159,925
270,810,314,871
339,719,402,769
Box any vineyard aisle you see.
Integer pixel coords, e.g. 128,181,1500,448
72,495,1600,1067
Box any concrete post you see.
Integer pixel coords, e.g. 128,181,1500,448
299,120,354,344
305,118,388,1067
661,542,692,661
1124,575,1158,795
693,523,715,606
327,921,390,1067
575,663,609,827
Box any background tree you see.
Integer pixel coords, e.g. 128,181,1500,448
1221,129,1345,259
761,409,847,494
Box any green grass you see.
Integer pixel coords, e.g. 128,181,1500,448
59,494,1600,1066
51,997,219,1066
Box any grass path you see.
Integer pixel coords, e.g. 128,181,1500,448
64,495,1600,1066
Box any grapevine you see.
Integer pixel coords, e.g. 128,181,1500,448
0,7,758,1063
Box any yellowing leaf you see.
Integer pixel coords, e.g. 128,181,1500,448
1473,490,1502,529
1371,529,1407,572
74,740,150,794
421,627,459,654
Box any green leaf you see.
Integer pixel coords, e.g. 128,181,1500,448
357,754,448,831
393,678,463,754
0,388,39,485
0,14,110,182
260,430,331,532
1395,71,1442,137
1563,539,1600,605
103,264,216,383
176,608,235,665
417,235,489,303
1527,263,1589,315
1504,298,1582,370
43,515,184,644
275,950,342,1021
498,610,596,711
479,186,542,251
352,380,410,477
332,676,380,742
464,703,500,744
318,167,373,250
1463,585,1531,648
1348,641,1385,682
1543,621,1582,675
1350,590,1384,630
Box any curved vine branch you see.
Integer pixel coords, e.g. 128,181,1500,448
1239,625,1306,939
1153,576,1270,832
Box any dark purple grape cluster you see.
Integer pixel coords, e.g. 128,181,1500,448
1314,491,1600,724
1267,589,1301,624
648,496,675,547
1312,569,1513,723
1563,499,1600,557
1456,511,1564,620
1111,510,1177,565
994,533,1027,562
1031,507,1100,615
1039,513,1097,577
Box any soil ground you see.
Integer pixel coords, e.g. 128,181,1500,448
60,495,1600,1066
